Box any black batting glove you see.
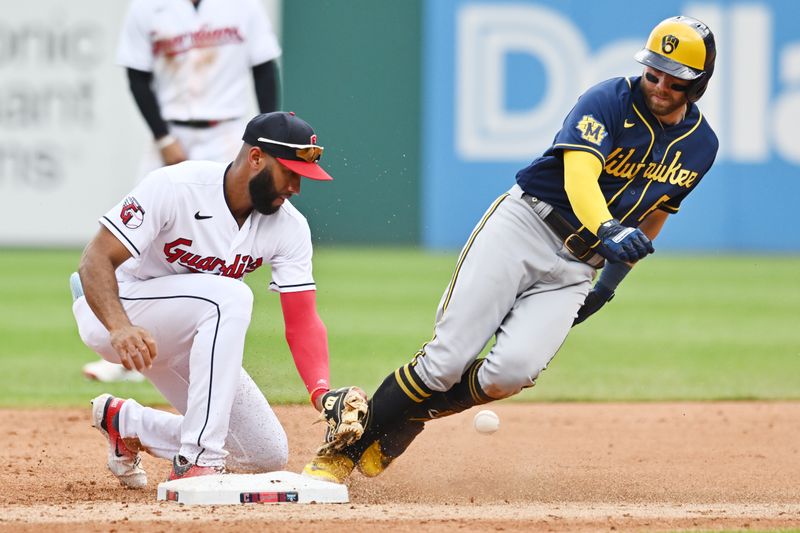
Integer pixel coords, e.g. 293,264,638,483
596,219,654,263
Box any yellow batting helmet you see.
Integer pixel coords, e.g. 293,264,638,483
634,16,716,102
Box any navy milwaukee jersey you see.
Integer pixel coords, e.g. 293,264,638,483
516,76,718,246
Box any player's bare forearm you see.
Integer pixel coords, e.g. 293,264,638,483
638,209,669,241
79,227,158,370
159,140,188,166
79,227,132,332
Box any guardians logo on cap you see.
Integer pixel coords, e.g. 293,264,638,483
242,111,333,181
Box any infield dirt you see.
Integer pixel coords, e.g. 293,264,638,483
1,402,798,532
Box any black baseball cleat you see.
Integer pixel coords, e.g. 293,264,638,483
167,455,225,481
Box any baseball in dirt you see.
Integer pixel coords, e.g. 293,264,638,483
473,409,500,434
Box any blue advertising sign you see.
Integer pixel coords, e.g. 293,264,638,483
422,1,800,251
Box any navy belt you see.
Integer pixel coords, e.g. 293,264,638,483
521,194,605,268
168,118,236,128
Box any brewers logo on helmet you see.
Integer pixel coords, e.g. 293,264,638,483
634,16,716,102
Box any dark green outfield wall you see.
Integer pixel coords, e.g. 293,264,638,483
281,1,422,244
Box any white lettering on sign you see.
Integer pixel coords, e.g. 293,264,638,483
0,2,145,246
772,44,800,164
457,5,589,160
456,3,800,165
0,22,103,69
728,5,770,161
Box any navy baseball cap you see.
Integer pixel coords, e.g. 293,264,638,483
242,111,333,181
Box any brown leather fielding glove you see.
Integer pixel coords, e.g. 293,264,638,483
316,386,368,455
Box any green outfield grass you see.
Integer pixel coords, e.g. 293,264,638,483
0,248,798,407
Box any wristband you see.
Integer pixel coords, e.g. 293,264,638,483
310,386,329,407
596,261,632,292
155,134,176,149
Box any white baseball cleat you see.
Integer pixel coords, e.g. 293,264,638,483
83,359,145,383
91,393,147,489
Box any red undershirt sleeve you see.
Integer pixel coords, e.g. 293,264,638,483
279,290,330,406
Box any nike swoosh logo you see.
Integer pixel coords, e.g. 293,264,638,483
624,120,635,128
194,211,213,220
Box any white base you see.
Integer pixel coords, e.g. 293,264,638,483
156,471,348,505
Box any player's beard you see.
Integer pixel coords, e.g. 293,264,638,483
642,84,686,118
249,167,282,215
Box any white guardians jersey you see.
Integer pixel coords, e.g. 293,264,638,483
100,161,315,293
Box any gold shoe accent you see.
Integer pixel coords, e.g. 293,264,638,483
357,440,393,478
301,454,355,484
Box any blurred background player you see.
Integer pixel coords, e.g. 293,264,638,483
302,15,719,483
83,0,282,383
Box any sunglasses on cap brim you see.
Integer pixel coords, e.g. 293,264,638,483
644,71,689,92
257,137,324,163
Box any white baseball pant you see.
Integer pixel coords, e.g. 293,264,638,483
73,273,287,470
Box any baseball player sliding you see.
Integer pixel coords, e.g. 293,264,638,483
73,112,366,486
303,16,719,483
84,0,283,384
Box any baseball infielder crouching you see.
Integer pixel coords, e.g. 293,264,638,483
72,112,366,486
303,16,719,483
